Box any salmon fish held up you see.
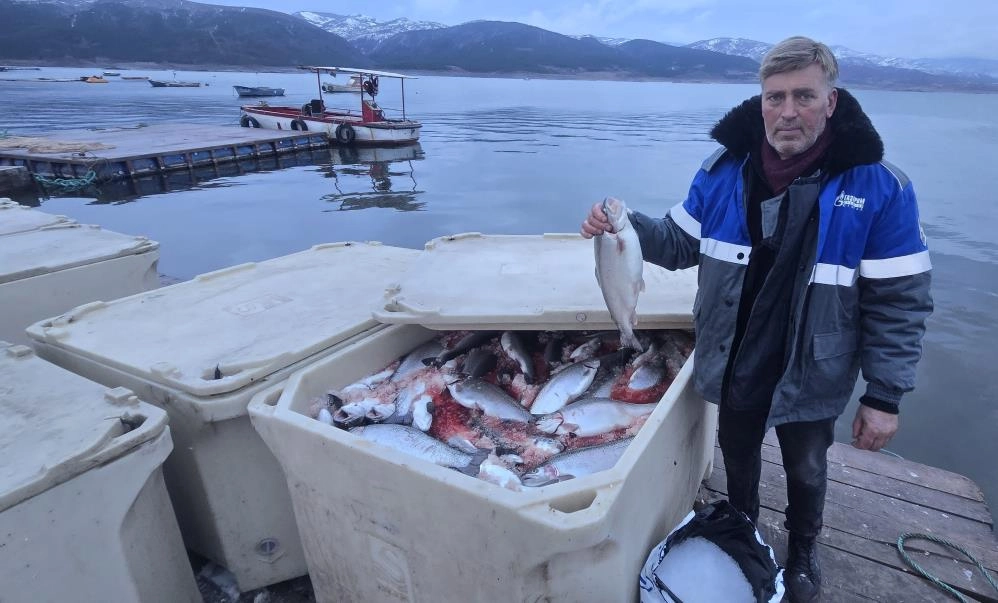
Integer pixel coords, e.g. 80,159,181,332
594,197,644,351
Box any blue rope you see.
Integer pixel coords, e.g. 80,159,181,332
34,169,97,192
897,532,998,602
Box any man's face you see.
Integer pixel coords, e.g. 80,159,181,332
762,63,838,159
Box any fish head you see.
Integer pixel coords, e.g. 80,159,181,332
534,413,564,434
602,197,629,231
333,403,367,427
521,465,564,487
532,437,566,455
366,402,396,423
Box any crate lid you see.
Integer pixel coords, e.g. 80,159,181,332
27,242,420,397
0,223,157,285
373,233,697,330
0,200,74,236
0,342,168,512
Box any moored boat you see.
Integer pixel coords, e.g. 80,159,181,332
233,85,285,98
321,74,363,94
121,76,149,80
82,75,108,84
149,79,201,88
102,71,120,77
239,66,421,147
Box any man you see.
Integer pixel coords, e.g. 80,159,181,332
581,36,932,602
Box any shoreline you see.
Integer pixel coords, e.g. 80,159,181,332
3,59,997,94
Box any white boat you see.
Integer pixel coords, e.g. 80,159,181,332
321,74,363,94
239,66,421,146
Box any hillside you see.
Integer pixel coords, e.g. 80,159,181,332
0,0,366,67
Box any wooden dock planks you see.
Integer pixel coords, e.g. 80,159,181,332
704,432,998,602
0,124,330,182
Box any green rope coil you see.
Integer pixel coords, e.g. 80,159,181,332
897,532,998,602
33,169,97,192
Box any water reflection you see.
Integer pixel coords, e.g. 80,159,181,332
319,143,425,212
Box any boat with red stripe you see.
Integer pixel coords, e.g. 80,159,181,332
239,66,421,147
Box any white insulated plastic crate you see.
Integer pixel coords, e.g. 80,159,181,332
0,341,199,603
0,199,73,236
249,234,718,602
0,222,159,345
25,242,422,592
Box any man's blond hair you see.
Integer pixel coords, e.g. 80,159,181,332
760,36,839,86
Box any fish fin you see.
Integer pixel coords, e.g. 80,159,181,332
639,277,645,292
447,437,479,454
617,236,626,253
455,448,492,477
561,422,580,434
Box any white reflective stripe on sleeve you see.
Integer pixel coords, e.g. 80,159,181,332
809,263,857,286
668,202,701,239
700,238,751,265
859,250,932,279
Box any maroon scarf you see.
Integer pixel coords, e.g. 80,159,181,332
761,128,834,194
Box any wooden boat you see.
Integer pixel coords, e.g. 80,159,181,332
149,79,201,88
321,74,363,94
240,66,421,146
82,76,108,84
233,85,285,98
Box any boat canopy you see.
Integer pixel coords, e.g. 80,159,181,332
298,66,418,80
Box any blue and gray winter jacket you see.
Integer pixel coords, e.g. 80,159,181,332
630,89,932,426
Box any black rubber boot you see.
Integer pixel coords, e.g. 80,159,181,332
785,533,822,602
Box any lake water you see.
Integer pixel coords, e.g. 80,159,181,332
2,67,997,524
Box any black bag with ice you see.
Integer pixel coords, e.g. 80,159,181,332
639,500,784,603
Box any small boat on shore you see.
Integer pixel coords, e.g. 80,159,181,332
233,85,285,98
240,66,420,146
321,74,363,94
149,79,201,88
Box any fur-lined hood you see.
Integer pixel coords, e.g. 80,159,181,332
709,88,884,176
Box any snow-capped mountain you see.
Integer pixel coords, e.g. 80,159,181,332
294,12,445,42
688,37,998,79
569,35,631,47
686,37,772,62
831,46,998,78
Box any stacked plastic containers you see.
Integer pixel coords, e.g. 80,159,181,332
25,242,423,591
248,233,718,602
0,200,159,345
0,341,200,602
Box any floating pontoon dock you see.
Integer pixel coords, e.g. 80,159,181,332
0,124,330,182
705,431,998,602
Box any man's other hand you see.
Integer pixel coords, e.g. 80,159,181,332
852,405,899,452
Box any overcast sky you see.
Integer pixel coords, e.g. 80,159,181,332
205,0,998,60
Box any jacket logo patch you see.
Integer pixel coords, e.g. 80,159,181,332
834,191,866,211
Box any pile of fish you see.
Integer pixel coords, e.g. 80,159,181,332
309,329,693,490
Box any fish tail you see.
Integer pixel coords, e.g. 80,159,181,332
621,331,644,352
455,448,492,477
